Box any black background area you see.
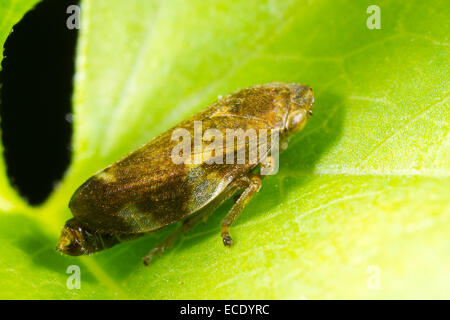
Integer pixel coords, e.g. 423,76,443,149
0,0,79,205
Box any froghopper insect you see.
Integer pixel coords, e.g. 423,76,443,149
57,82,314,265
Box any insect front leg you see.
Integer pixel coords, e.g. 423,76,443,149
221,173,262,246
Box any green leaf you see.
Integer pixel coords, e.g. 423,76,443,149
0,0,449,299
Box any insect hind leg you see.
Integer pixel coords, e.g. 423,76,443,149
143,184,238,266
143,212,206,266
143,226,182,266
221,173,262,246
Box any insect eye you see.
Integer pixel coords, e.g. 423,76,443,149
286,110,308,134
308,110,313,116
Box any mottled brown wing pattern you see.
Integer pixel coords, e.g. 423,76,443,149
70,85,291,234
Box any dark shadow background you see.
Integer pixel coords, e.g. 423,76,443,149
0,0,79,205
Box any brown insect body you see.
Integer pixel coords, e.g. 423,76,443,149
57,82,314,263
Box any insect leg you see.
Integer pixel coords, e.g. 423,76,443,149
143,224,184,266
221,173,262,246
143,183,240,266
